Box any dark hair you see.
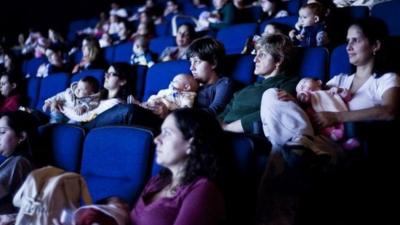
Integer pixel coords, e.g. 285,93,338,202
0,111,37,157
186,37,226,73
80,76,100,93
349,17,390,76
160,108,223,185
101,62,132,100
255,33,296,75
177,23,196,40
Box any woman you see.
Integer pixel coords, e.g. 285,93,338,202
257,0,288,24
316,17,400,126
256,17,400,225
160,23,195,62
219,33,299,134
130,108,225,225
76,63,132,129
0,111,35,214
187,37,235,115
0,74,22,113
72,37,105,74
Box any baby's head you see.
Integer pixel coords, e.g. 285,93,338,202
263,22,289,37
298,3,326,28
169,74,198,92
74,76,99,98
296,77,322,94
133,35,149,55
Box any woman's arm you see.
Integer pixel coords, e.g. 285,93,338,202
315,87,400,126
173,180,224,225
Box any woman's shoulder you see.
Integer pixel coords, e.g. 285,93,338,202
216,76,234,85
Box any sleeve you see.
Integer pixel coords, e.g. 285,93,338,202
205,78,235,115
0,157,32,199
377,73,400,99
326,74,344,88
240,111,261,133
0,95,21,112
173,181,224,225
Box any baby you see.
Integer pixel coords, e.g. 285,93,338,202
130,35,155,68
296,77,359,149
134,74,198,111
43,76,100,124
289,3,329,47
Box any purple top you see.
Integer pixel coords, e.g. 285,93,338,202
130,176,225,225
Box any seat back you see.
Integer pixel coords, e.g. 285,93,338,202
113,42,133,63
37,124,85,172
70,69,105,86
23,57,47,77
35,72,70,110
298,47,329,81
26,77,41,108
372,1,400,36
80,126,154,204
224,54,256,86
149,36,176,57
329,44,353,78
217,23,257,55
142,60,191,101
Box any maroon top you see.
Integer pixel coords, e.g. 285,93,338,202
130,176,225,225
0,94,21,112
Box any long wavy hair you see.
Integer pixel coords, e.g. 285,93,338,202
159,108,223,185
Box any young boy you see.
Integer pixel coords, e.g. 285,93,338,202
42,76,100,124
133,74,198,111
130,35,155,68
289,3,329,47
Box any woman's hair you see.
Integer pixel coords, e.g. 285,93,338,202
349,17,391,76
255,33,296,75
0,111,37,157
83,37,101,63
160,108,223,185
100,62,133,100
186,37,226,74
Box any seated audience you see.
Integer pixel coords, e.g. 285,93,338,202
72,37,105,74
0,74,23,113
160,24,195,62
257,0,288,24
130,35,155,68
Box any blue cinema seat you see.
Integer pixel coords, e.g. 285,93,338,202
217,23,258,55
329,44,353,78
26,77,41,108
23,57,47,78
224,54,256,87
113,42,133,63
298,47,329,81
142,60,191,101
35,72,70,110
70,69,105,85
149,36,176,58
37,124,85,172
372,0,400,36
80,126,154,204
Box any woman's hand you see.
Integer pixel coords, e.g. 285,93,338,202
277,89,296,102
314,111,340,127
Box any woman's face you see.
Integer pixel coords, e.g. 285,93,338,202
346,25,377,67
253,48,279,76
104,66,124,91
154,114,191,170
260,0,273,12
0,76,16,97
190,56,215,83
176,25,192,47
0,116,20,157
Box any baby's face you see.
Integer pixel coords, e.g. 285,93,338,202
169,75,189,91
133,41,145,55
75,80,94,98
296,78,321,93
263,25,278,36
298,8,317,27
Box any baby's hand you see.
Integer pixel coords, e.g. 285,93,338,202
74,106,86,115
289,29,296,39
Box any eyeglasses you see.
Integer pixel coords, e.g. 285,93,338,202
105,72,119,77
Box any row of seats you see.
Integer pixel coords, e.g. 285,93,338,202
36,123,270,223
25,45,354,110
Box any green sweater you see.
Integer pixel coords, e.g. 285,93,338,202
218,75,299,133
209,2,235,30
